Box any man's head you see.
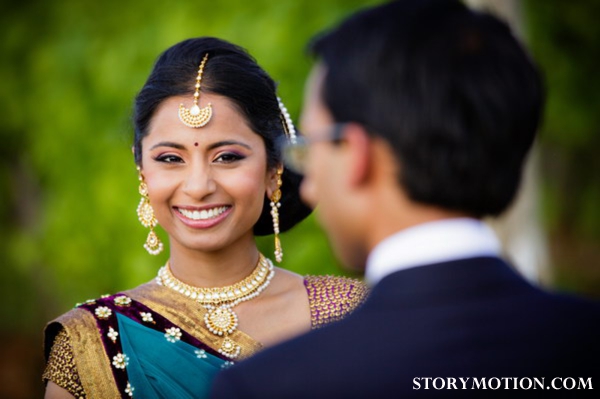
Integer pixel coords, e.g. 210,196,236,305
298,0,544,269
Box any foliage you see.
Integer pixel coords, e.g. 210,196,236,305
523,0,600,295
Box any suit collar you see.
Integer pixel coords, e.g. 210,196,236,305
364,257,533,307
365,218,501,286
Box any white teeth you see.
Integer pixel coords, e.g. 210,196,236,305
179,207,228,221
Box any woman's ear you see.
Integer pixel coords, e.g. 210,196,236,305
136,163,144,180
132,146,141,175
266,165,284,198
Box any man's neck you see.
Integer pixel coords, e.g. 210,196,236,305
366,200,471,255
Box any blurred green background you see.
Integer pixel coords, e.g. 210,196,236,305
0,0,598,397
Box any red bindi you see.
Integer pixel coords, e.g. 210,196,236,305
194,142,199,147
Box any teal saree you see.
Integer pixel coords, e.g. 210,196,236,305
117,312,229,397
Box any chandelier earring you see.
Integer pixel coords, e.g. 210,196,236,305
136,167,163,255
270,167,284,262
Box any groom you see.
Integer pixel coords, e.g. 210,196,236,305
211,0,600,397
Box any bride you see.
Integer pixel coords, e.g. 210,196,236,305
43,37,367,398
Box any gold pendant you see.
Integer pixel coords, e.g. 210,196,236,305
204,306,238,336
219,337,241,359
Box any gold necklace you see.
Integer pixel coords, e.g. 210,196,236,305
156,254,275,358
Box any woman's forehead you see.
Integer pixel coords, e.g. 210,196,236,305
145,94,260,145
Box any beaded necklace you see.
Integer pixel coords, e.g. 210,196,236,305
156,254,275,358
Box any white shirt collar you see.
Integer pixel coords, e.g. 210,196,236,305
365,218,501,286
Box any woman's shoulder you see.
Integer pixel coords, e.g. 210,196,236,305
43,282,158,396
42,305,101,397
44,281,157,347
303,275,369,329
45,306,97,348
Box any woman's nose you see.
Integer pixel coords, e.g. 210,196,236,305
181,164,217,199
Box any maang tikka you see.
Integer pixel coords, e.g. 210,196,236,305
136,167,163,255
270,167,284,263
178,53,213,128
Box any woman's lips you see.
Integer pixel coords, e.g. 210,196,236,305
174,205,232,229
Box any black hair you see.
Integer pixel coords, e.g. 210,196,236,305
310,0,544,217
133,37,311,234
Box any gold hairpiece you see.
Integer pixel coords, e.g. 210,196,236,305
178,53,213,128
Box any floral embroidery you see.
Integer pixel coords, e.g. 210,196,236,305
221,361,235,369
164,327,182,343
195,349,207,359
107,327,119,343
95,306,112,319
114,295,132,306
125,382,134,397
140,312,154,323
112,353,129,369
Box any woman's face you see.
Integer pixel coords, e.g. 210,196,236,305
140,94,276,254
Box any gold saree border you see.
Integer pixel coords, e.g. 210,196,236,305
46,307,121,399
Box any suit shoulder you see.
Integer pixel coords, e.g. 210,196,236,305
304,275,369,328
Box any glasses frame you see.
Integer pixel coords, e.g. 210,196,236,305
282,123,348,174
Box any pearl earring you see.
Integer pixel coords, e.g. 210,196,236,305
270,168,284,262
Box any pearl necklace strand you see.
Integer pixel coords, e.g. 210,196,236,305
156,254,275,359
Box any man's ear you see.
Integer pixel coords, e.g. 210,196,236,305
343,123,372,188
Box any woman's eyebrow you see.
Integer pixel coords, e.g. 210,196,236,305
150,141,186,150
149,140,252,151
207,140,252,151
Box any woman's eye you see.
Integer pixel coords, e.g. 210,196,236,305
155,154,183,163
214,153,245,163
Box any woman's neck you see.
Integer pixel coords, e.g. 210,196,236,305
166,237,261,288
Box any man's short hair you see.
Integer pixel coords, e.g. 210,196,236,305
310,0,544,217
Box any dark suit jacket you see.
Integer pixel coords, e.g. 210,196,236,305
210,257,599,398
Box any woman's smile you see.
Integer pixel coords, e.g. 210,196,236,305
174,205,233,229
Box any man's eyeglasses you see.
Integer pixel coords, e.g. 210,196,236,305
282,123,347,174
